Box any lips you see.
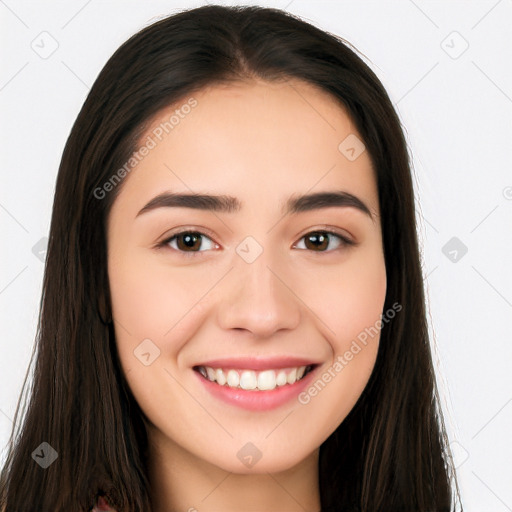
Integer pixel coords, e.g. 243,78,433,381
191,356,321,410
192,359,320,411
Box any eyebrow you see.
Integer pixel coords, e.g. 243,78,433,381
136,190,375,221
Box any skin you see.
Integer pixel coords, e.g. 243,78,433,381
107,78,387,512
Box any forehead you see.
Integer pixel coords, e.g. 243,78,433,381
111,78,379,219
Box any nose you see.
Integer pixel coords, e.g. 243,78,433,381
216,252,301,338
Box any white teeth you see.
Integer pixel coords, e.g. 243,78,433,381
287,368,297,385
257,370,276,390
276,371,288,386
226,369,240,387
198,365,310,391
215,368,226,386
240,370,257,390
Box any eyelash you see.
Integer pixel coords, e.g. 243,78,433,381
157,227,356,257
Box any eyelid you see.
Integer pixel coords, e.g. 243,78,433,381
157,225,218,245
295,224,355,244
157,225,356,255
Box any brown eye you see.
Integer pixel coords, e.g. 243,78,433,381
162,231,216,254
304,232,329,251
176,232,202,251
295,230,354,252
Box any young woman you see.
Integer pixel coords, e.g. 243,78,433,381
0,4,462,511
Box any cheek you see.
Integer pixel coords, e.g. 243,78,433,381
107,251,213,416
109,249,211,338
294,245,387,352
108,248,219,386
292,247,386,413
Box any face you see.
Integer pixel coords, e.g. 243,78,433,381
107,78,386,475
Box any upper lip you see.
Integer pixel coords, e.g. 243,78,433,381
193,356,320,371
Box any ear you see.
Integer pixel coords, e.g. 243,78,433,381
98,286,112,325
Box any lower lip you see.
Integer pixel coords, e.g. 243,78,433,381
193,366,319,411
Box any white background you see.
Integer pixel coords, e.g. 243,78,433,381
1,1,511,510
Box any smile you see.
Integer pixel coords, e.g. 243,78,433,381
194,365,315,391
192,360,320,411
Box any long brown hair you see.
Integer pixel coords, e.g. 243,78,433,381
1,5,462,511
